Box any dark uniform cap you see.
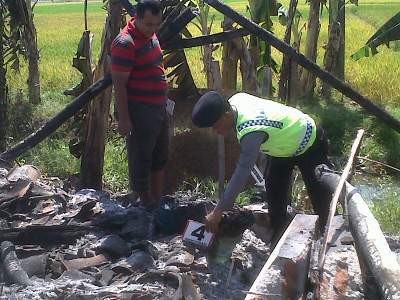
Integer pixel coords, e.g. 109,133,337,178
191,91,224,128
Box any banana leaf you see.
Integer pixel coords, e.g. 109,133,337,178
351,11,400,61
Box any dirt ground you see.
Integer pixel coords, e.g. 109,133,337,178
165,90,243,192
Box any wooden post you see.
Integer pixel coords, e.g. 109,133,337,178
203,0,400,133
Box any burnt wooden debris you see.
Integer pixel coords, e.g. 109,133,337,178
1,159,399,298
245,214,318,300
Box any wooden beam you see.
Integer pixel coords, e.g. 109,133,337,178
318,129,364,272
0,75,112,162
203,0,400,133
164,29,249,50
245,214,318,300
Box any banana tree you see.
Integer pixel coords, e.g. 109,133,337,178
190,0,221,88
248,0,287,95
0,1,7,152
298,0,325,97
351,11,400,61
0,0,34,152
25,0,41,104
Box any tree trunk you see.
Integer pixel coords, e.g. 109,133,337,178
222,18,239,91
0,8,7,153
79,1,122,190
278,0,298,101
298,0,322,97
25,0,41,104
321,0,345,97
238,42,258,93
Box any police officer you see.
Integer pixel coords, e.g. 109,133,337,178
191,91,332,235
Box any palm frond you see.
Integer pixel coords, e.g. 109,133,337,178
351,11,400,61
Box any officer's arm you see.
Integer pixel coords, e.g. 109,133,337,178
215,131,267,211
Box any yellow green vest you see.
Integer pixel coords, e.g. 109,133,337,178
230,93,316,157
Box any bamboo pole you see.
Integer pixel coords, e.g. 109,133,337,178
318,129,364,272
203,0,400,133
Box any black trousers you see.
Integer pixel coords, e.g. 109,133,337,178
264,126,332,231
126,101,169,193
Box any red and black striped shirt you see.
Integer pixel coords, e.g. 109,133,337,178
111,18,167,105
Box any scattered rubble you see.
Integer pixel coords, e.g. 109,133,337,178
1,164,397,299
0,165,264,299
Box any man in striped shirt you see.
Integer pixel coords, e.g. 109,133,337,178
111,0,168,210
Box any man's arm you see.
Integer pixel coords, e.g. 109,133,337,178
205,131,267,232
112,71,132,136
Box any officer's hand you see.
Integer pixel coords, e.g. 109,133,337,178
118,117,132,136
205,209,223,233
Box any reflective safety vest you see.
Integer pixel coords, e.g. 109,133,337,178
230,93,316,157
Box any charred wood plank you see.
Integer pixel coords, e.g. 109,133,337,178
158,7,199,45
62,254,108,271
164,29,249,51
245,214,318,300
1,241,31,285
203,0,400,133
0,225,96,246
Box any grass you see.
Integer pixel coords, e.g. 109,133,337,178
4,1,400,231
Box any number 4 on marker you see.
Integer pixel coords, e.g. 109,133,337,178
191,225,206,241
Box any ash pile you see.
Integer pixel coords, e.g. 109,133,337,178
0,164,271,299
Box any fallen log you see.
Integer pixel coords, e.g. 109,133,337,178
245,214,318,300
203,0,400,133
1,241,31,285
